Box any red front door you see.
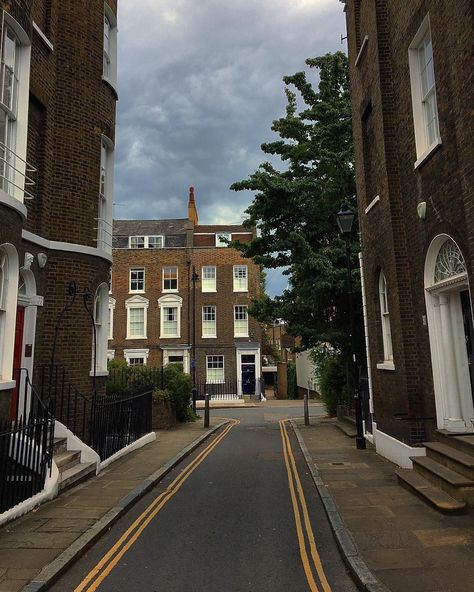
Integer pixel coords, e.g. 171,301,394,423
11,306,25,419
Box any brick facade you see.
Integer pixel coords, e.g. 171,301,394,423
0,1,116,417
111,192,263,395
344,1,474,446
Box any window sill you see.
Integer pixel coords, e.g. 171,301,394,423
414,138,442,170
129,290,146,294
126,336,147,340
233,289,248,293
202,290,217,293
160,335,180,339
202,336,217,339
234,335,249,339
0,380,16,391
162,289,179,294
90,370,109,378
376,361,395,371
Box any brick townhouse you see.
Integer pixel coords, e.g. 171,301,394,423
110,188,263,397
0,0,117,419
343,1,474,508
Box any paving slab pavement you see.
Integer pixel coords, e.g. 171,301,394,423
294,418,474,592
0,419,228,592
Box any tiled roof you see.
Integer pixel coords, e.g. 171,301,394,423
113,219,191,236
194,224,252,234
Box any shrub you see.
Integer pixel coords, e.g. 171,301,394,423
287,361,297,399
318,353,348,415
162,364,195,421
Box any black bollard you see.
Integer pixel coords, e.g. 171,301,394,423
204,393,210,427
304,386,310,426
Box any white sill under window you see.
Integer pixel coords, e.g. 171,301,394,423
376,361,395,371
414,138,442,170
202,335,217,339
90,370,109,378
0,380,16,391
129,290,145,294
126,336,147,340
162,289,179,294
234,334,249,338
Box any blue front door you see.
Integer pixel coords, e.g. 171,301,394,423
241,355,256,395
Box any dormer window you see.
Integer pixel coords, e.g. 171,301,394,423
129,235,164,249
216,232,231,247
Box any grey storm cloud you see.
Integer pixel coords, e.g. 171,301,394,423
115,0,346,295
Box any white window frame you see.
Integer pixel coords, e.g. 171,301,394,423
124,348,149,366
158,294,182,338
216,232,231,247
129,236,145,249
408,14,441,167
163,348,190,373
233,265,248,292
0,13,31,204
103,4,117,91
202,305,217,338
234,305,249,337
129,267,145,293
0,243,18,386
148,235,164,248
206,355,224,383
97,135,114,254
162,266,178,292
125,295,149,339
201,266,216,292
378,272,393,364
108,296,115,340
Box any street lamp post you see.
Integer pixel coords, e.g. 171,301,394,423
191,266,199,413
336,207,366,450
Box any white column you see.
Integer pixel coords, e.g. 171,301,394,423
438,294,462,421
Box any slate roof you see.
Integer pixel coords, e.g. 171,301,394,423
194,224,251,234
113,219,191,249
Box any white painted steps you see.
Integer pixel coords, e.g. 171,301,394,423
53,438,96,493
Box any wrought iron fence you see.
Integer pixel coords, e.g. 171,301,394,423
107,366,164,395
0,372,54,514
90,389,152,460
35,364,153,461
194,377,263,400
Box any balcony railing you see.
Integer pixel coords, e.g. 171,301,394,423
0,140,37,201
95,216,113,251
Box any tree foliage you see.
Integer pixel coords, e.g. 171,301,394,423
231,52,364,358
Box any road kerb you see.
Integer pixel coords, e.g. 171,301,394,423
290,419,391,592
22,420,230,592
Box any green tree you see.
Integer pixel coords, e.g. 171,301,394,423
231,52,364,363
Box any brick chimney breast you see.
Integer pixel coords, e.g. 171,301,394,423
188,186,199,225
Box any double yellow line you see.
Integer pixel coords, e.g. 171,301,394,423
279,420,332,592
75,420,239,592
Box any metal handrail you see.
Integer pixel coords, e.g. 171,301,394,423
0,140,37,200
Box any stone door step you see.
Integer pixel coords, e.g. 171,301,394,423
335,419,357,438
412,456,474,487
424,441,474,480
396,469,467,514
59,462,96,492
53,437,68,456
436,430,474,455
54,450,81,473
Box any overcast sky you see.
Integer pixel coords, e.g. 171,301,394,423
115,0,346,296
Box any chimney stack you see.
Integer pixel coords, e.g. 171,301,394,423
188,186,199,225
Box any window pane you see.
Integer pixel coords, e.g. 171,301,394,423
130,236,145,249
148,236,163,248
129,308,145,337
163,306,178,335
130,268,144,291
163,267,178,290
233,266,248,291
202,266,216,291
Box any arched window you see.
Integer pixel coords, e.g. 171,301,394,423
434,238,466,284
379,271,393,362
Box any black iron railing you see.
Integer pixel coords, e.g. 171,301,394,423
35,365,153,461
107,366,163,395
0,372,54,514
195,377,243,400
90,389,152,460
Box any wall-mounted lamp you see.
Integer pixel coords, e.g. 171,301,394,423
37,252,48,269
417,201,427,220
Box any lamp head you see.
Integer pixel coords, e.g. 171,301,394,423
336,207,355,235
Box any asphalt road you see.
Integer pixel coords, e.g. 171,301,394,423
51,405,358,592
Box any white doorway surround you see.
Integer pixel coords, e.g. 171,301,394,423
236,343,261,398
424,235,474,432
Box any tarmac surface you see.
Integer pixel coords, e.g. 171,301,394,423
49,403,357,591
0,399,473,592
